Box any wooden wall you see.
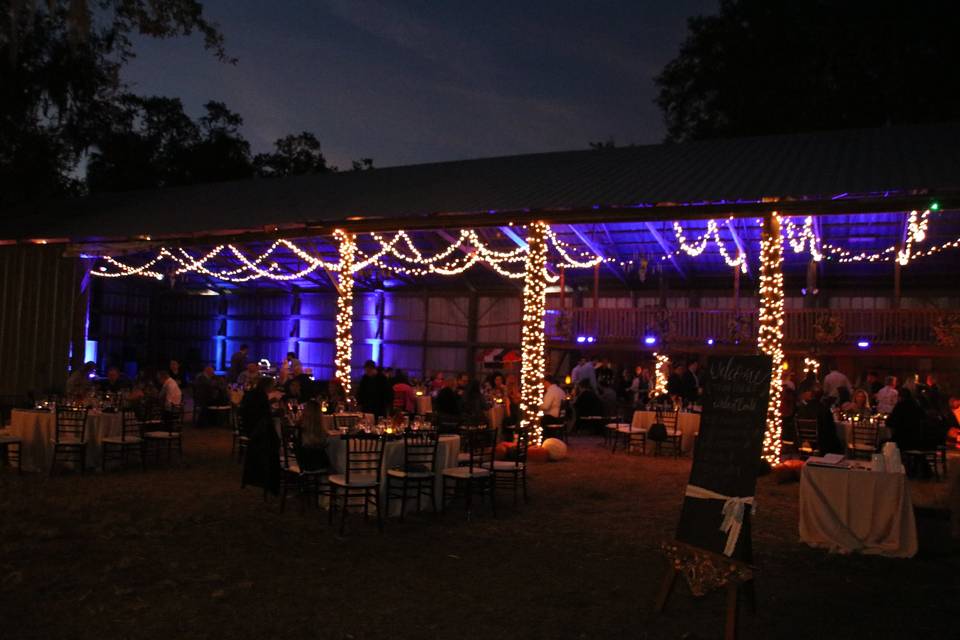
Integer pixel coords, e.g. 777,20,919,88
0,245,88,398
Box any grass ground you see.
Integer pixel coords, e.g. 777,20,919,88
1,428,957,640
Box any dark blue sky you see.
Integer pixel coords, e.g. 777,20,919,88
123,0,717,169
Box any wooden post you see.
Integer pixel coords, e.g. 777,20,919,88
420,292,429,380
593,262,600,337
733,261,741,312
466,292,479,377
893,244,902,309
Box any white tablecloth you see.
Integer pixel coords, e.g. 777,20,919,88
8,408,123,472
326,434,460,516
631,410,701,453
799,462,917,558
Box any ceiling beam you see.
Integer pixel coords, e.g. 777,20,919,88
644,222,688,280
566,224,628,286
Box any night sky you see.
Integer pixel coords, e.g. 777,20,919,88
123,0,717,169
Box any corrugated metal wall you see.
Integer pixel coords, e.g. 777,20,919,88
0,245,88,397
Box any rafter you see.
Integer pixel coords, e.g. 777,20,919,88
566,224,628,286
725,218,751,275
644,222,688,280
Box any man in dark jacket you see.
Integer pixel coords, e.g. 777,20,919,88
356,361,389,418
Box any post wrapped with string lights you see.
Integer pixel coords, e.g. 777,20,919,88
519,221,549,445
652,352,670,398
334,230,356,397
757,213,785,465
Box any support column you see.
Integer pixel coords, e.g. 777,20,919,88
520,221,549,445
334,230,356,396
757,213,785,465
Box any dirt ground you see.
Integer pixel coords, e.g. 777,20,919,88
1,428,957,640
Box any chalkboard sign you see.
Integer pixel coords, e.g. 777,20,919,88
675,354,772,562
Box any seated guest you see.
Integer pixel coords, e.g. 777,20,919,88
875,376,899,414
228,344,249,382
816,396,845,455
392,370,416,414
66,362,96,398
429,371,445,394
284,363,313,399
356,360,389,418
887,388,926,451
573,379,604,425
296,400,330,469
455,371,470,395
462,380,488,424
241,378,281,495
865,371,883,398
598,382,618,419
99,366,131,394
327,378,348,409
842,388,872,419
237,362,261,390
157,369,182,410
434,377,462,418
193,364,225,425
540,375,566,427
505,373,521,425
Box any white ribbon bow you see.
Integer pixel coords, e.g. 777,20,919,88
684,485,755,557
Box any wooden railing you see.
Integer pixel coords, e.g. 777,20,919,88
546,307,945,346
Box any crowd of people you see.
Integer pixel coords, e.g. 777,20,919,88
782,362,959,460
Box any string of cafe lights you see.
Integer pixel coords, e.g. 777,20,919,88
672,218,748,272
757,214,786,465
519,222,550,445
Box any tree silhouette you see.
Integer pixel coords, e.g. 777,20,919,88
655,0,960,141
253,132,329,178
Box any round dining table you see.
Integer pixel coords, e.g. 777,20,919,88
630,410,701,453
325,432,461,516
7,408,123,472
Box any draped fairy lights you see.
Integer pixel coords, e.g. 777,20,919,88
652,352,669,397
334,230,356,397
90,207,958,281
519,221,549,446
672,218,748,272
757,213,786,465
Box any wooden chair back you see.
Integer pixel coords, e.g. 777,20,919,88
55,406,88,443
402,430,439,473
343,433,385,483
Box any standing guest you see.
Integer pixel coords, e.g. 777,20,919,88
781,370,797,421
875,376,899,414
595,358,614,388
540,375,566,421
157,370,182,410
887,388,926,451
66,362,97,397
865,371,883,398
241,378,281,495
99,366,131,394
391,370,416,414
921,373,943,408
573,379,603,430
228,344,249,382
384,367,396,382
327,378,348,409
822,363,852,401
682,360,702,404
356,360,389,418
435,377,462,418
284,363,313,399
631,366,651,407
950,396,960,427
667,363,686,399
168,359,184,386
570,358,587,387
237,362,261,390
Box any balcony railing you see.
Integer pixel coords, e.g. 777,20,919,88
546,307,946,346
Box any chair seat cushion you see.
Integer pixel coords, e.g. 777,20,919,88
848,443,876,451
484,460,525,472
143,431,181,439
328,472,378,488
456,452,471,464
387,468,434,479
0,436,22,444
617,425,646,435
102,436,143,445
51,437,85,445
442,466,491,479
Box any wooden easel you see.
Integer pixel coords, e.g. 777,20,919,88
655,541,755,640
